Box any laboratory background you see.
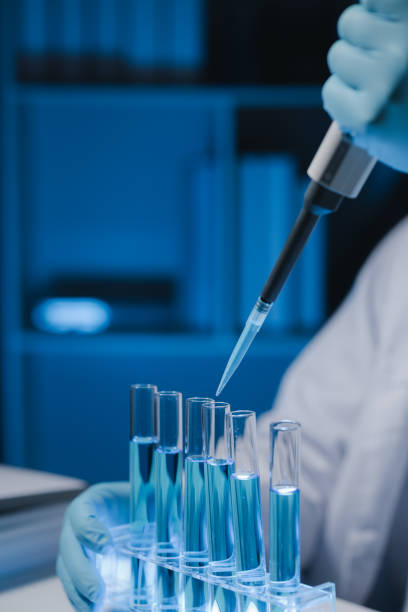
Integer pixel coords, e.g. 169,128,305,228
1,0,408,605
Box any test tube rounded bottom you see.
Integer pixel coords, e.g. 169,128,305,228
181,574,209,612
210,584,239,612
129,556,156,610
156,565,179,610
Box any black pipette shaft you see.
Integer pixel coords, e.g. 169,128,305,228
260,180,344,305
260,207,319,305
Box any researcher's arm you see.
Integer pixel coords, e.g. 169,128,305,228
258,215,408,601
57,482,129,611
323,0,408,173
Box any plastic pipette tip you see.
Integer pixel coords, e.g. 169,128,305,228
215,327,252,396
216,298,273,396
216,376,227,397
215,322,259,396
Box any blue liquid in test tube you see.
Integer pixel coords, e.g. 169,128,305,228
155,446,183,555
230,473,264,574
205,458,234,564
184,456,207,563
269,485,300,583
129,436,157,545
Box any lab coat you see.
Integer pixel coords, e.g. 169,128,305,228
257,215,408,605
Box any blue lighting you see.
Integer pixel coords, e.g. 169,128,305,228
32,298,112,334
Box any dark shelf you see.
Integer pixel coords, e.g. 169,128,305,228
14,83,322,108
237,106,331,174
207,0,351,85
16,0,353,87
18,54,206,86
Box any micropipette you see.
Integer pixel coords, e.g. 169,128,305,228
216,121,377,396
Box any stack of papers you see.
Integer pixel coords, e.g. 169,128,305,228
0,465,86,590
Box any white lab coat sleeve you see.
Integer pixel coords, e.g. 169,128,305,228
319,218,408,602
319,347,408,602
257,217,403,573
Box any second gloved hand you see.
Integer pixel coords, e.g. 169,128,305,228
323,0,408,173
57,481,129,612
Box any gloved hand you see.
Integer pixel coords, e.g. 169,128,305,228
57,482,129,611
323,0,408,173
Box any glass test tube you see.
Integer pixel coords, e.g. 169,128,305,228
129,384,158,610
154,390,183,558
129,383,158,548
182,397,213,612
183,397,212,567
203,401,235,577
228,410,266,587
269,421,301,592
154,391,184,611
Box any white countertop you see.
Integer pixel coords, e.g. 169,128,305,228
0,464,86,511
0,576,377,611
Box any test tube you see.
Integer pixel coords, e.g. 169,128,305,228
269,420,301,592
203,401,235,577
227,410,266,587
183,397,212,567
154,391,184,611
129,384,158,548
154,390,183,557
128,384,158,609
182,397,212,612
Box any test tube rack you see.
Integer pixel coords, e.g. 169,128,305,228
95,524,336,611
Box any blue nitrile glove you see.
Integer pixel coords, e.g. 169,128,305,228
323,0,408,173
57,482,129,611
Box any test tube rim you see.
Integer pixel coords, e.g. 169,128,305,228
156,390,183,449
130,383,158,390
129,383,158,440
186,396,214,405
202,400,230,411
271,419,301,432
227,410,259,475
185,397,213,456
229,409,255,418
